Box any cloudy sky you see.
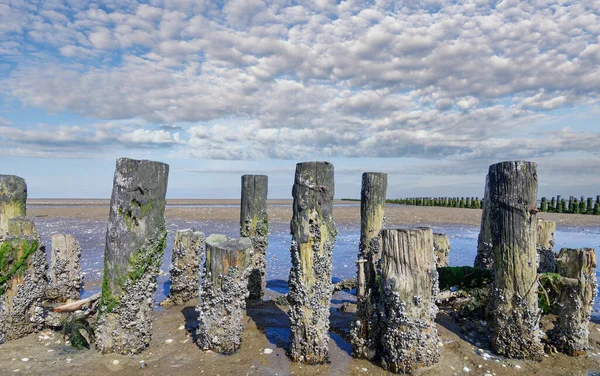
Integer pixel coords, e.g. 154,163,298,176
1,0,599,199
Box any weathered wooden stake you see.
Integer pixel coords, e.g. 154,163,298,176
537,220,557,273
196,234,251,353
47,234,83,302
0,235,47,344
487,161,543,359
433,233,450,267
474,175,493,269
0,175,27,240
379,228,440,374
549,248,597,356
288,161,336,364
351,172,387,359
95,158,169,355
240,174,268,300
160,229,205,308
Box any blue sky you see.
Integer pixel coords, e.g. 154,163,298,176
0,0,599,199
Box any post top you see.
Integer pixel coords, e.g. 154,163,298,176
206,234,251,251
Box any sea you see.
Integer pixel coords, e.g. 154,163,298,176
30,203,600,318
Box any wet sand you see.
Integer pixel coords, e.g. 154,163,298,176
3,201,600,375
28,199,600,228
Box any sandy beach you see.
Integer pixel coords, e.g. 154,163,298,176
2,201,600,375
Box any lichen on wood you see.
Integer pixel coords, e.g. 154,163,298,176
351,172,387,360
95,157,169,355
378,228,440,374
160,229,205,308
196,234,252,353
487,161,543,360
287,161,336,364
240,174,268,301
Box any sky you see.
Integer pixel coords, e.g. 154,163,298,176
0,0,599,199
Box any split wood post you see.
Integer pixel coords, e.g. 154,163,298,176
240,174,268,301
0,235,47,344
487,161,543,359
160,229,205,308
433,233,450,267
47,234,83,302
288,161,336,364
379,228,440,374
549,248,597,356
95,157,169,355
537,220,557,273
196,234,252,353
0,175,27,240
474,175,493,269
351,172,387,359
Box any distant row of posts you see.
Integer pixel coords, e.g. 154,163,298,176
0,159,597,373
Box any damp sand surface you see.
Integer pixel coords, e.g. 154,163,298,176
3,200,600,375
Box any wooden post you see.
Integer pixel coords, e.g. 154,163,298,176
288,161,336,364
240,174,268,301
0,175,27,240
160,229,204,308
95,158,169,355
0,235,47,343
7,217,38,238
474,174,493,269
378,228,440,374
196,234,251,353
548,248,597,356
46,234,83,302
487,161,543,359
537,220,557,273
351,172,387,359
433,233,450,267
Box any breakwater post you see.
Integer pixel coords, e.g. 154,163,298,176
196,234,251,353
47,234,83,302
537,220,556,273
474,175,493,269
433,233,450,267
160,229,205,308
549,248,597,356
379,228,440,373
0,175,27,240
240,174,268,301
487,161,543,359
351,172,387,359
95,158,169,355
288,161,336,364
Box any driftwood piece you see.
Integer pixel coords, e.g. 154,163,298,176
378,228,440,374
352,172,387,359
196,234,252,353
549,248,597,356
240,174,268,300
288,161,336,364
160,229,205,308
54,293,101,313
95,158,169,355
474,175,492,269
0,175,27,240
487,161,543,359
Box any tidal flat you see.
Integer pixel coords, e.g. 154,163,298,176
2,200,600,375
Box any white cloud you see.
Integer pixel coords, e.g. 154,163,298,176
0,0,598,164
